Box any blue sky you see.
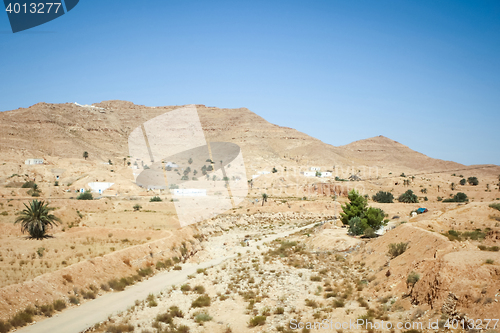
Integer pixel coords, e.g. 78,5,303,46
1,0,499,165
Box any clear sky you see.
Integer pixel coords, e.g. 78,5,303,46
1,0,499,165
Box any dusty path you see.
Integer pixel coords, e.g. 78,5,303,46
16,223,317,333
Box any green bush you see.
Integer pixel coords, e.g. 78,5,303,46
106,324,134,333
21,181,36,189
249,315,266,327
0,319,12,333
137,267,153,277
489,203,500,212
77,191,93,200
468,177,479,186
150,196,162,202
485,259,495,264
191,295,211,308
443,192,468,203
407,271,420,287
69,296,80,305
364,227,377,238
194,312,212,323
348,217,367,236
388,242,408,258
53,299,66,311
193,285,206,294
133,204,142,211
9,309,33,327
181,284,191,292
398,190,419,203
460,179,466,185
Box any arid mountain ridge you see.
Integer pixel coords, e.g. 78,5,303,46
0,100,496,174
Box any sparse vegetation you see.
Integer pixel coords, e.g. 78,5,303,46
388,242,408,258
149,196,162,202
407,271,420,287
249,315,266,327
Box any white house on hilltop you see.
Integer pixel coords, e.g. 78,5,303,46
25,159,44,165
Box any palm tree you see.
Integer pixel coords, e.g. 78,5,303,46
83,151,89,160
15,200,60,239
262,193,268,206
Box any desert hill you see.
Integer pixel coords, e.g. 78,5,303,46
0,101,497,176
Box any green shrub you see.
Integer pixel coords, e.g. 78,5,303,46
147,294,157,307
489,203,500,212
53,299,66,311
181,284,191,292
460,179,466,185
363,227,377,238
150,196,162,202
169,306,184,318
77,191,93,200
388,242,408,258
173,265,182,270
310,276,321,282
485,259,495,264
137,267,153,278
82,290,96,299
194,311,212,323
332,299,345,308
249,315,266,327
407,271,420,287
443,192,468,203
398,190,419,203
39,304,54,317
9,310,33,327
21,181,36,188
193,285,206,294
348,216,367,236
372,191,394,203
478,245,499,252
108,278,127,291
468,177,479,186
191,294,211,308
106,324,134,333
275,307,285,314
0,319,12,333
133,204,142,211
156,312,173,324
69,296,80,305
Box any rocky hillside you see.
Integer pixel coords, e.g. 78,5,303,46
0,100,493,174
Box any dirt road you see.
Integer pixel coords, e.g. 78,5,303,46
16,223,316,333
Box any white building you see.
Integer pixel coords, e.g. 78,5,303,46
310,167,321,171
25,158,44,165
172,189,207,196
301,171,316,177
165,162,178,168
88,182,114,194
320,172,332,178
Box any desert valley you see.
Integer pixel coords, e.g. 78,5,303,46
0,101,499,333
